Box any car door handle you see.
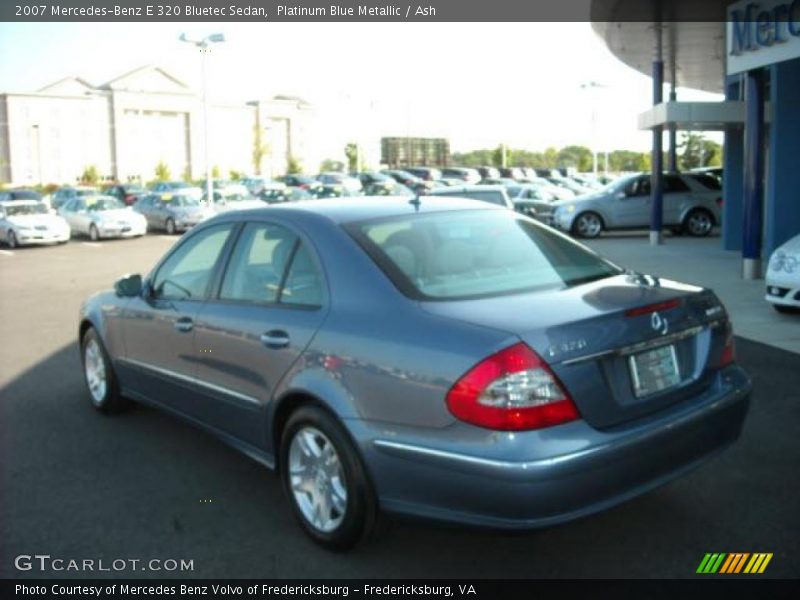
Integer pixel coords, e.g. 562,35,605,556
174,317,193,333
260,330,290,349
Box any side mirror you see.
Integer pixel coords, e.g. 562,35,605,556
114,273,143,297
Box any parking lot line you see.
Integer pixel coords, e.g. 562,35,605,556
0,249,14,256
81,242,103,248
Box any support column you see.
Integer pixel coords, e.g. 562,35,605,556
668,83,678,172
650,58,664,246
742,69,765,279
765,59,800,257
722,76,744,252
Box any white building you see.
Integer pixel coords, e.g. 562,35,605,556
0,65,317,185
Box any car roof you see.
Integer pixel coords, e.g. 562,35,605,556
429,185,505,193
218,195,503,225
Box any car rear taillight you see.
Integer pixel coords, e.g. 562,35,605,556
720,328,735,367
446,343,580,431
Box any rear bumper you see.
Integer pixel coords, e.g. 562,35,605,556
355,366,751,529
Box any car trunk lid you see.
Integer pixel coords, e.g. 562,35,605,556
421,273,730,429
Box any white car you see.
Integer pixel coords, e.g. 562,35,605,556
766,233,800,313
0,200,71,247
58,195,147,241
209,185,265,213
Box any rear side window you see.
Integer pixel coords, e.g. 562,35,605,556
349,210,621,300
664,175,691,193
220,223,297,304
219,222,324,308
688,173,722,191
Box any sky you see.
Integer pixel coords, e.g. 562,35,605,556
0,22,723,160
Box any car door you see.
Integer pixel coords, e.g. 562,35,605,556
191,220,329,446
116,223,237,417
613,175,651,227
135,195,155,226
61,198,86,234
662,174,692,225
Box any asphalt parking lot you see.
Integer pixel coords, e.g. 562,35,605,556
1,234,798,579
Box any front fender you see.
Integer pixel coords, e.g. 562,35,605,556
78,290,128,359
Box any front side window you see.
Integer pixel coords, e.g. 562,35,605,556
349,210,621,300
152,224,234,300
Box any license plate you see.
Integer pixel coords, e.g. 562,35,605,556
629,344,681,398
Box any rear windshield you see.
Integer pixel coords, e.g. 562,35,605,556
348,210,622,300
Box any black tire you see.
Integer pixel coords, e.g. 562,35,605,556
670,227,685,236
683,208,714,237
89,224,100,241
571,211,603,238
279,405,377,551
773,304,798,314
165,218,176,235
6,230,17,249
80,328,128,414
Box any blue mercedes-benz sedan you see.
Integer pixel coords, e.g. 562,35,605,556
78,196,751,549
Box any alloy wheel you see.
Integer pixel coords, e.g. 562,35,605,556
83,338,107,405
89,224,99,241
288,426,348,533
7,230,17,249
575,213,602,238
686,210,713,236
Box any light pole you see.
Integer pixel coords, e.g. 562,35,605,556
180,32,225,205
580,81,607,175
31,124,42,185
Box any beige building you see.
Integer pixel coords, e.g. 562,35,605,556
0,65,316,185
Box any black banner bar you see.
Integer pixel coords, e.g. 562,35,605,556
3,579,800,600
2,0,736,23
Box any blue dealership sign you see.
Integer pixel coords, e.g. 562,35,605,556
728,0,800,73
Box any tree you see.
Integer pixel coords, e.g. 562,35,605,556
211,165,221,179
80,165,101,186
678,133,723,170
154,161,171,182
252,123,270,175
286,155,303,174
557,145,593,172
320,159,345,172
182,166,193,183
229,169,244,181
344,142,360,172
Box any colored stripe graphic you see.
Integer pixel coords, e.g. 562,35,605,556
719,553,750,573
699,552,774,574
697,553,727,573
744,553,773,574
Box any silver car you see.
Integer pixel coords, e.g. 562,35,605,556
552,173,722,238
134,192,215,234
58,195,148,241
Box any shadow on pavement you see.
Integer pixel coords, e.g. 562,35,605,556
1,338,797,578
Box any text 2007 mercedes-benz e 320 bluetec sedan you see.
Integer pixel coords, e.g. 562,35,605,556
78,197,751,549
